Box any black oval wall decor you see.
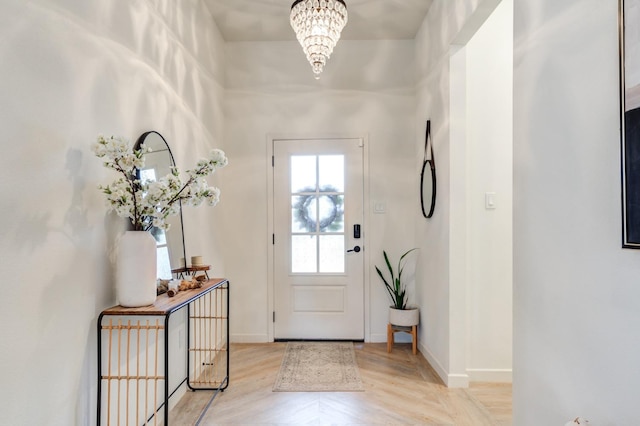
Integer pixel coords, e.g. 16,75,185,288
420,120,436,219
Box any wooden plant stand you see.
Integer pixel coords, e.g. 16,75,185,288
387,323,417,355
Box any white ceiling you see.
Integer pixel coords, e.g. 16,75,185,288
202,0,433,42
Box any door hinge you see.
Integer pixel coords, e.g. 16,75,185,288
273,311,275,322
272,155,274,167
273,234,276,245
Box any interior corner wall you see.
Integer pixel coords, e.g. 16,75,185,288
414,0,503,387
514,0,640,424
464,0,513,383
0,1,225,424
221,40,416,343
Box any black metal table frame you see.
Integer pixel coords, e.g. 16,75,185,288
96,279,229,425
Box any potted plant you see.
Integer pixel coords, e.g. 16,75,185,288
375,248,419,326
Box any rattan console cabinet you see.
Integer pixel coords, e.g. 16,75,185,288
97,278,229,425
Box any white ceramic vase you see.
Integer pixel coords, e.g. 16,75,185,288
116,230,157,307
389,306,420,326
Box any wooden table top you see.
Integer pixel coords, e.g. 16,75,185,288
171,265,211,273
100,278,228,317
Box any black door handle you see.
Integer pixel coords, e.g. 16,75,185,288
347,246,361,253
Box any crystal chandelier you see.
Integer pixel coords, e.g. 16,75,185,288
290,0,348,79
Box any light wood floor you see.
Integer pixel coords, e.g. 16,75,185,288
170,343,512,425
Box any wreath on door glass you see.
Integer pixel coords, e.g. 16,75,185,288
293,186,344,232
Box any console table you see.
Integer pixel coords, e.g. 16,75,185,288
97,278,229,425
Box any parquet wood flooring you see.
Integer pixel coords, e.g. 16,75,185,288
169,343,512,425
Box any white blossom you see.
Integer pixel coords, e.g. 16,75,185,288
94,134,228,231
209,149,228,167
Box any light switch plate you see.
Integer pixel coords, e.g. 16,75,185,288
485,192,496,210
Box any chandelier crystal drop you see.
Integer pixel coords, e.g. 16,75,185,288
290,0,348,79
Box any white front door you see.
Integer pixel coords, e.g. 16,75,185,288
273,138,364,340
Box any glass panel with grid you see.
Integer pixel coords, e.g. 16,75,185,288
290,155,345,274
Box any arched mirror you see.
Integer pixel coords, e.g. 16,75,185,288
134,131,186,280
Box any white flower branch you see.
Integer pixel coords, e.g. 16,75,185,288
93,135,227,231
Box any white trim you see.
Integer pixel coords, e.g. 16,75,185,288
231,333,270,343
361,134,371,342
168,383,187,411
369,333,387,343
266,133,370,342
371,331,419,344
266,135,275,342
419,341,470,388
448,42,470,389
467,368,512,383
447,374,471,388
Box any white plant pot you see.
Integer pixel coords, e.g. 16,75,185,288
116,230,157,307
389,306,419,326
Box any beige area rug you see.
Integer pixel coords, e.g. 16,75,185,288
273,342,365,392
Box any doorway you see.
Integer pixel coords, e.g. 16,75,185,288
448,0,513,384
271,138,365,340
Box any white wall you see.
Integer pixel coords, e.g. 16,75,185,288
514,0,640,424
463,0,513,382
7,0,636,422
0,0,225,424
414,0,504,387
221,40,416,343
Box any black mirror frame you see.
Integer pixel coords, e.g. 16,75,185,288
420,120,436,218
133,130,187,272
620,0,640,248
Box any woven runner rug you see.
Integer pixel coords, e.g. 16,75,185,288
273,342,364,392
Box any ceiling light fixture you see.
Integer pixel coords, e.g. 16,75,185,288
290,0,348,80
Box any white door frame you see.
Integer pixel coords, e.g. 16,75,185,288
266,133,371,342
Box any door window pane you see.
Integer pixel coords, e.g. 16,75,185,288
318,194,344,233
319,235,345,273
290,154,346,274
292,235,317,273
291,156,316,193
292,195,318,233
319,155,344,192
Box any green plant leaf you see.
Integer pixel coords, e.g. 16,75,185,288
376,266,396,305
375,248,418,310
383,250,394,280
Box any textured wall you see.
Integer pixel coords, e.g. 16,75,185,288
514,0,640,423
0,0,224,424
463,0,513,382
414,0,503,386
221,39,416,343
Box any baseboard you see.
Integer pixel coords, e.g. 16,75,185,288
168,382,186,411
369,333,387,343
419,342,469,388
369,331,413,344
418,342,450,385
447,373,470,388
230,333,270,343
466,368,512,383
